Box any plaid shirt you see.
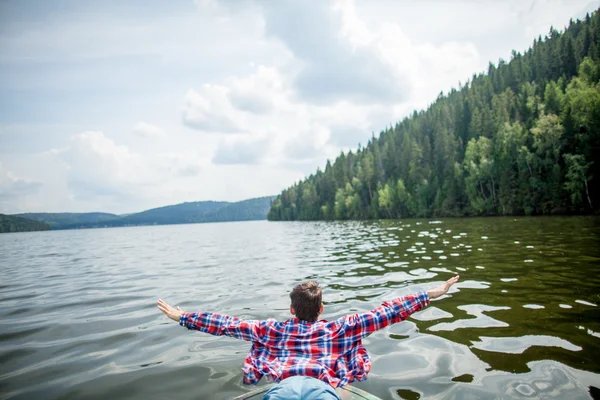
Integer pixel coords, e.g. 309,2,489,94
179,291,430,387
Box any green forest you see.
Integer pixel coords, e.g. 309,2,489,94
268,11,600,221
0,214,51,233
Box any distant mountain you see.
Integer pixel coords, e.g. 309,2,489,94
14,196,276,230
0,214,51,233
112,200,230,226
200,196,276,223
16,212,119,229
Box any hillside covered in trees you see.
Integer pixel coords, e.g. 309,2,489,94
269,11,600,221
0,214,50,233
17,196,275,229
16,212,120,229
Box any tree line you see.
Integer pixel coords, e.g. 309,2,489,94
0,214,51,233
269,11,600,221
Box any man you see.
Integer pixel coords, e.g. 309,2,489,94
157,275,460,398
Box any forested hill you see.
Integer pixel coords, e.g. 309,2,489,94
112,201,229,226
0,214,51,233
16,212,119,229
199,196,280,223
16,196,275,229
269,11,600,221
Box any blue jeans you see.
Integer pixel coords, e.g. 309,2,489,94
264,376,341,400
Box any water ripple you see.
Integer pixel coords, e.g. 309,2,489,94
0,217,599,399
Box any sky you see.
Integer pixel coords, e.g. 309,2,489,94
1,0,599,214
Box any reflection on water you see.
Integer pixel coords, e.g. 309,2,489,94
427,304,511,332
0,216,599,399
471,335,582,353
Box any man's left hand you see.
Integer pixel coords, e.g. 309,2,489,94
157,299,184,322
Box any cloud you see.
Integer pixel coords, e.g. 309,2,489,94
184,65,287,128
257,0,486,108
182,86,244,133
181,63,394,173
58,131,147,201
212,135,270,165
228,90,272,115
57,131,201,205
260,0,411,104
133,122,165,138
227,66,285,114
0,163,42,212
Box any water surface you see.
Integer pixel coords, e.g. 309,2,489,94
1,217,599,399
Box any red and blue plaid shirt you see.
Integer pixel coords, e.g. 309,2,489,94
179,291,430,387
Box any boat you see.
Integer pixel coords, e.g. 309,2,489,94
233,383,382,399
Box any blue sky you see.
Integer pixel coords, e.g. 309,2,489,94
1,0,599,214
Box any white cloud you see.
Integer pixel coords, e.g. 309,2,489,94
336,2,481,109
0,163,42,213
253,0,479,107
182,85,245,133
227,66,287,114
183,66,291,135
60,131,148,193
260,0,411,104
55,131,202,208
182,0,481,169
132,122,165,138
212,135,270,165
228,90,272,115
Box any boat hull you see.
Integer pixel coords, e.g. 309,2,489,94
233,383,382,399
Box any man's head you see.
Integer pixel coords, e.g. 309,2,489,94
289,281,323,322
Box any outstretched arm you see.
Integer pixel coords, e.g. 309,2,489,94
341,275,460,339
427,274,460,299
157,299,265,342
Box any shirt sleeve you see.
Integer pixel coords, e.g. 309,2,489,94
341,291,430,339
179,312,266,342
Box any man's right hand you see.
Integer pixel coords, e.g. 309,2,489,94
427,275,460,299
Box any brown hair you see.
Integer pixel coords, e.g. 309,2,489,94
290,281,322,322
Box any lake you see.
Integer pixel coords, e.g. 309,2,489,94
1,217,599,400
